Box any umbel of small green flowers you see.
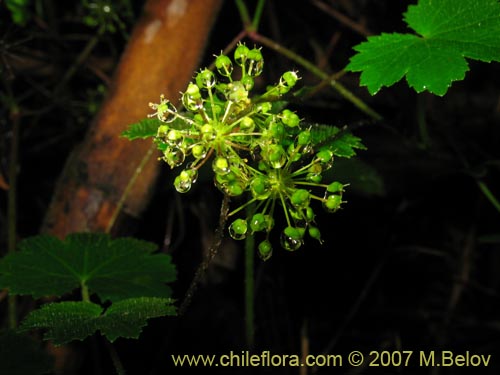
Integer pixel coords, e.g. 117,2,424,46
148,43,345,259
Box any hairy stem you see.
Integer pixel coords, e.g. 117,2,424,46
106,144,156,233
244,217,255,349
179,194,231,315
250,32,383,121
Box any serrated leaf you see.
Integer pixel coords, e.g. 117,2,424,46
0,330,53,375
100,297,176,342
121,118,162,140
345,0,500,95
20,298,176,345
0,233,176,302
309,124,366,158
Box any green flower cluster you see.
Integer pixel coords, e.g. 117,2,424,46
148,43,345,259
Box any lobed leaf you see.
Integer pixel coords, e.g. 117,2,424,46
121,118,162,140
0,233,176,302
309,124,366,158
20,298,176,345
345,0,500,95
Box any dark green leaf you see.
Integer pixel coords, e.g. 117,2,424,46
0,233,176,302
345,0,500,95
326,158,385,197
309,123,366,158
121,117,162,140
20,298,176,345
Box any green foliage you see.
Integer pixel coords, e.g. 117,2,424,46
327,158,385,197
20,297,175,345
345,0,500,95
0,233,176,302
5,0,30,25
122,118,163,140
309,124,366,158
0,330,53,375
123,43,361,256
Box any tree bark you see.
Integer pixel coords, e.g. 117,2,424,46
42,0,223,237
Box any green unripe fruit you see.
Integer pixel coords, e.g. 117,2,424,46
241,75,254,90
226,181,245,196
258,240,273,261
280,226,303,251
308,226,322,242
247,48,264,76
215,54,233,76
240,117,255,131
250,176,271,199
323,194,342,212
266,144,286,169
282,71,299,87
317,149,333,164
306,206,315,222
250,213,267,232
282,109,300,127
192,144,207,159
196,69,216,89
229,218,248,240
291,189,310,208
213,156,230,175
234,43,250,65
226,81,248,102
327,181,344,193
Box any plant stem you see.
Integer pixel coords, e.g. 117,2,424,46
250,33,383,121
53,26,105,96
81,282,90,303
252,0,266,32
7,104,20,329
477,180,500,214
105,339,127,375
416,94,431,149
244,222,255,349
235,0,253,31
179,194,231,315
106,144,156,234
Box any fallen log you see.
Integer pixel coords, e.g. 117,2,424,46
42,0,223,237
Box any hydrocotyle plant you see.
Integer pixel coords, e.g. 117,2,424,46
123,43,365,259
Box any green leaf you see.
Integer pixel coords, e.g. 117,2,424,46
309,123,366,158
345,0,500,95
121,118,162,140
20,298,176,345
6,0,31,26
100,297,176,341
0,330,53,375
0,233,176,302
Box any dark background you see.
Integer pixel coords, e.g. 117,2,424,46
2,1,500,374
